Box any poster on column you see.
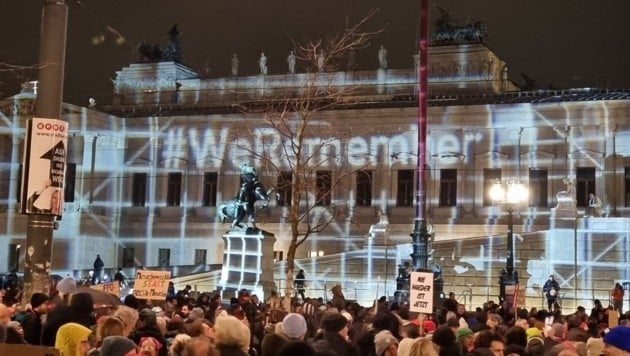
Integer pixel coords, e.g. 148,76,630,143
409,271,434,314
21,117,68,216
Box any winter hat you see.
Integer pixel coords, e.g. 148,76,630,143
282,313,307,339
432,325,457,348
457,327,474,342
30,292,49,309
374,329,398,356
603,326,630,352
101,335,138,356
57,276,77,294
526,327,543,340
422,320,437,333
320,312,348,333
55,322,91,356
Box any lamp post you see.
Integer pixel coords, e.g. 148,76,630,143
489,180,528,305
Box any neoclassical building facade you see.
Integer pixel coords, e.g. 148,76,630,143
1,44,629,307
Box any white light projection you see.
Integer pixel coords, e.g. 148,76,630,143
1,93,630,308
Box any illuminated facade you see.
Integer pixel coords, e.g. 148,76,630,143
1,44,629,307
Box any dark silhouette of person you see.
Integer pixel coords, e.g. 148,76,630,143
92,254,104,284
543,275,560,311
295,269,306,300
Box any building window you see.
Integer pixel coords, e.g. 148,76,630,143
64,163,76,202
122,247,135,268
132,173,147,207
356,170,372,207
396,169,414,207
166,172,182,206
202,172,217,207
529,169,548,207
308,250,325,257
316,170,331,206
277,171,293,207
576,167,595,207
158,248,170,267
483,169,501,206
194,249,207,265
273,250,284,262
439,169,457,207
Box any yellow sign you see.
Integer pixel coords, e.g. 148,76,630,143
133,270,171,300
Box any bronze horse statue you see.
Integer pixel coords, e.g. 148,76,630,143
217,181,274,229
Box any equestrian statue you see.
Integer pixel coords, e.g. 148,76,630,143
217,163,274,230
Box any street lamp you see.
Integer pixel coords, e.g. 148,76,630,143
489,180,528,305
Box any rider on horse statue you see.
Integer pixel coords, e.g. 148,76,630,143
218,163,273,230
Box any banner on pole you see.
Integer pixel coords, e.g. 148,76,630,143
21,117,68,216
409,271,434,313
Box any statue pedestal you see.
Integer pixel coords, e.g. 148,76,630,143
550,196,577,219
219,228,276,300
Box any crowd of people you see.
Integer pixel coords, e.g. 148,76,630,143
1,275,630,356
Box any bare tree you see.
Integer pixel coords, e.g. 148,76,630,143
237,10,383,306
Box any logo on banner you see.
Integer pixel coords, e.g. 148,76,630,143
21,118,68,216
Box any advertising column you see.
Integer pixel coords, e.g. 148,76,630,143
21,118,68,296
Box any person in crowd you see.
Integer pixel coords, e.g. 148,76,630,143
590,299,606,324
114,267,127,289
543,275,561,311
611,282,625,314
602,325,630,355
41,292,96,346
457,327,475,353
295,270,306,301
312,312,356,356
443,292,458,312
433,325,462,356
409,338,438,356
281,312,308,341
182,335,217,356
55,322,92,356
374,329,398,356
92,254,104,284
113,305,140,337
214,314,251,356
129,308,168,356
99,335,138,356
19,292,49,345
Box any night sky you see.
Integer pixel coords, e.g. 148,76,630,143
1,0,628,106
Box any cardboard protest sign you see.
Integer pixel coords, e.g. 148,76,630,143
409,271,434,314
133,270,171,300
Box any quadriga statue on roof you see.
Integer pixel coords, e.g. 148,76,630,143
217,163,275,230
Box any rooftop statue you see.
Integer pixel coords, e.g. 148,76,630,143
432,7,487,46
217,163,274,229
555,177,576,209
137,24,183,63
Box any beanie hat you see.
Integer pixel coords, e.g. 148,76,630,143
526,327,543,340
57,276,77,294
422,320,437,333
432,325,456,348
320,312,348,333
282,313,307,339
603,326,630,352
30,292,49,309
457,327,474,342
101,335,138,356
374,329,398,356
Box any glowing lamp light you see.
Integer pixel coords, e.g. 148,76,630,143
491,180,528,206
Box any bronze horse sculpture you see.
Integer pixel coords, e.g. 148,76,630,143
217,184,274,229
217,163,275,229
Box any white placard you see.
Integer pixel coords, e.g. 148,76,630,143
133,270,171,300
409,271,434,313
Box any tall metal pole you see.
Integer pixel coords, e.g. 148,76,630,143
410,0,430,271
506,207,514,278
23,0,68,303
